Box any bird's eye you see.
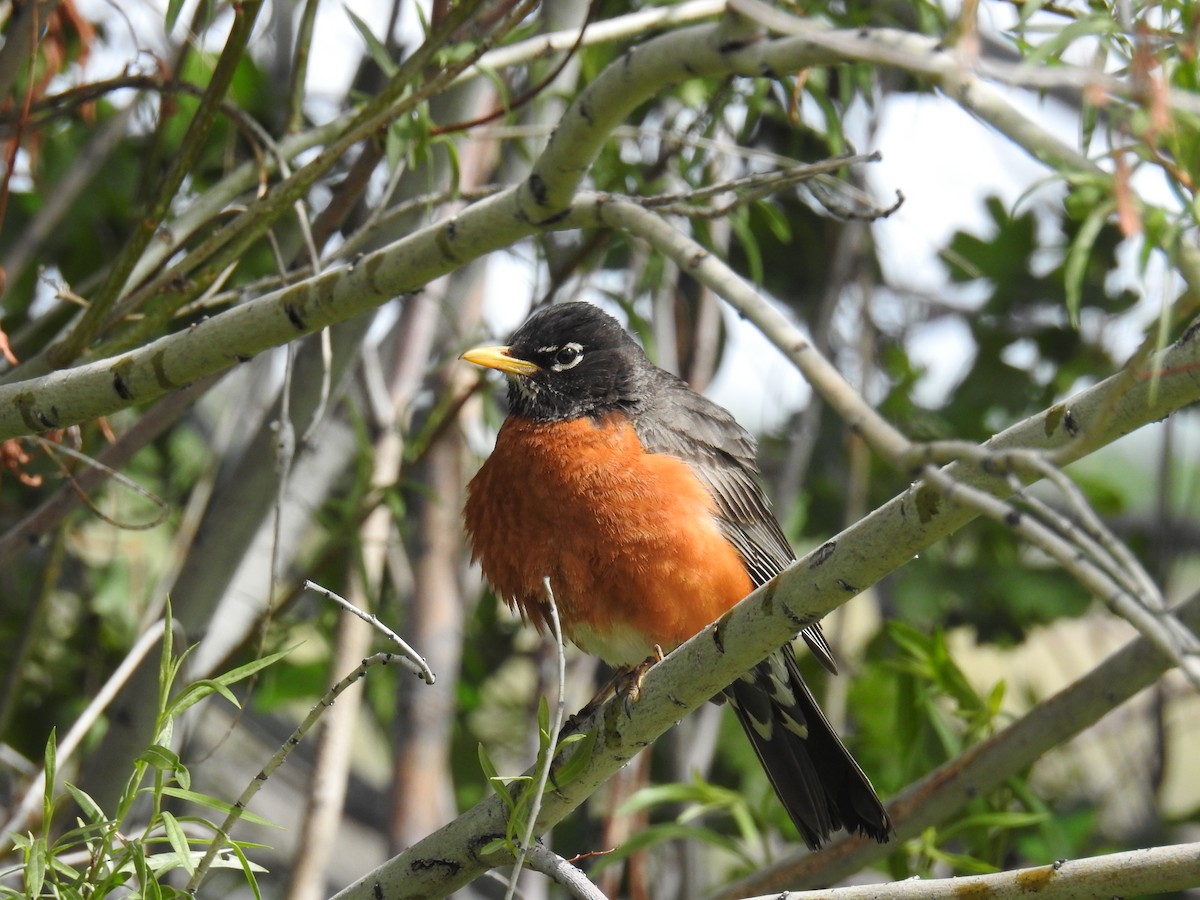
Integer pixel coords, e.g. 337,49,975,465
552,343,583,370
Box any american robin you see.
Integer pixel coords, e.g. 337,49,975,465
462,301,890,848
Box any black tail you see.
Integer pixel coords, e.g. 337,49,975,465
725,645,891,849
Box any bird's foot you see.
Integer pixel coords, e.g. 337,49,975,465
620,645,665,710
560,646,666,736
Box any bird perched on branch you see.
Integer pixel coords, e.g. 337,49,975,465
462,301,890,848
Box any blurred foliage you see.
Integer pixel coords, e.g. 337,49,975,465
0,611,282,898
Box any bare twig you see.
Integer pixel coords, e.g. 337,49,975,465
506,578,568,899
186,651,407,892
917,463,1200,688
285,585,373,900
0,377,217,563
304,580,435,684
451,0,728,88
638,153,895,220
33,436,170,530
891,441,1194,677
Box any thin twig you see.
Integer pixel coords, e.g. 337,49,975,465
186,651,404,892
638,153,882,212
304,580,435,684
0,371,215,563
506,578,568,900
450,0,728,89
920,464,1200,688
900,441,1167,609
895,439,1194,678
32,437,170,531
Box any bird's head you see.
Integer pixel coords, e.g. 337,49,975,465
461,303,650,422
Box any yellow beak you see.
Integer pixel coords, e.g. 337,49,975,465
460,344,541,377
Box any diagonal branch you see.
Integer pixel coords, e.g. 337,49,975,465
741,841,1200,899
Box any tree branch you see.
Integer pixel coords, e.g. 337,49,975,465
7,10,1190,439
741,841,1200,900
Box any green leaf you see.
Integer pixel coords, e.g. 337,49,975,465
508,779,536,840
1080,97,1099,155
167,678,240,719
537,695,550,741
160,811,195,875
130,841,154,895
52,818,111,856
550,729,596,787
213,648,293,688
25,837,48,897
225,841,266,900
1064,200,1113,326
138,744,184,773
729,800,762,851
1022,15,1117,68
42,728,57,827
755,199,792,244
730,209,763,284
166,648,290,720
159,788,280,828
942,810,1048,834
986,680,1007,718
619,782,710,814
160,601,175,695
591,823,750,872
477,744,515,812
440,139,463,200
164,0,188,33
344,7,397,77
63,783,106,825
479,836,513,857
385,124,406,172
925,843,1001,875
922,693,964,756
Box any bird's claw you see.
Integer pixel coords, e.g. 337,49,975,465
562,645,666,733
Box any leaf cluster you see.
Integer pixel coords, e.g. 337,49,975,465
1,608,285,898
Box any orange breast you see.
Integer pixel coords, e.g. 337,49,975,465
464,414,754,666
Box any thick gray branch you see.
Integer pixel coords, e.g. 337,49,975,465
744,841,1200,900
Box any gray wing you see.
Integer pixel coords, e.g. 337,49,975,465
631,371,836,673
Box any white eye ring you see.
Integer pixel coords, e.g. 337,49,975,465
551,342,584,371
